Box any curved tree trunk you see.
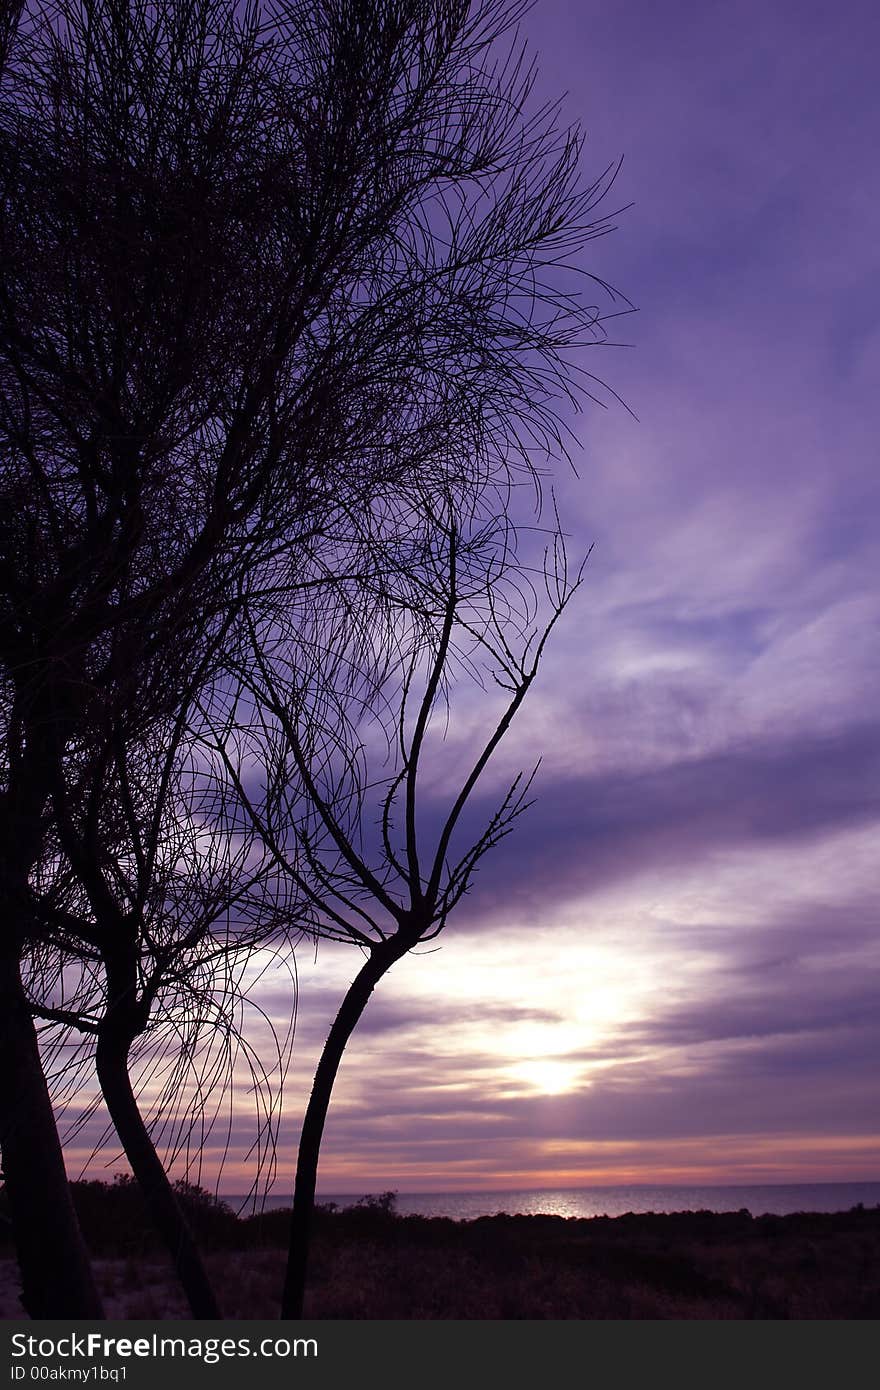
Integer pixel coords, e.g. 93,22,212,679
282,939,406,1319
0,945,104,1318
95,1028,221,1319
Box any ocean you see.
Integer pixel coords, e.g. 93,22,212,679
226,1181,880,1221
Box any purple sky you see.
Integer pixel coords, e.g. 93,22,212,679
67,0,880,1195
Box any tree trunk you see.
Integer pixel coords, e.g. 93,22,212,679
282,940,406,1319
0,946,105,1318
95,1028,221,1319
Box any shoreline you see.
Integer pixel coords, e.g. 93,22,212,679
223,1179,880,1222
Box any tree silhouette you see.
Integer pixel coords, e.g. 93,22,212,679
22,653,291,1317
210,503,584,1315
1,0,627,1315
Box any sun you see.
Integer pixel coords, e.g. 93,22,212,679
511,1058,583,1095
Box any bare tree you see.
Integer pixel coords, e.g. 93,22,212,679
0,3,23,81
22,652,292,1317
1,0,626,1314
0,0,304,1315
209,502,584,1316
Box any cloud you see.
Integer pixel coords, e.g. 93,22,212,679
439,721,880,925
54,0,880,1197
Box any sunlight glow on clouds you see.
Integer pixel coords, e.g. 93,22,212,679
64,0,880,1197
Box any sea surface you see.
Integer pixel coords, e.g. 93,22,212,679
226,1181,880,1221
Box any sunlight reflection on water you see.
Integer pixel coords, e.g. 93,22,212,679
231,1181,880,1220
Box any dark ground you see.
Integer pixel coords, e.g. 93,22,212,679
2,1182,879,1318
